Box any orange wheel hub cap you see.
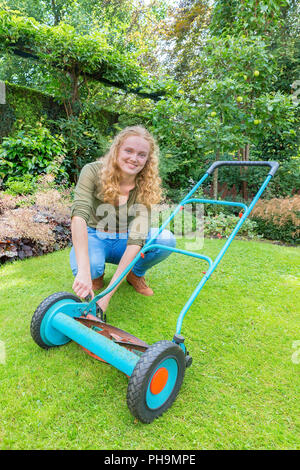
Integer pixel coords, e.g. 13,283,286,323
150,367,169,395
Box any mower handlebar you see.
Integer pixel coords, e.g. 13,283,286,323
206,160,279,177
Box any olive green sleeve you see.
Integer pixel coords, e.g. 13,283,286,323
70,163,97,222
127,204,151,247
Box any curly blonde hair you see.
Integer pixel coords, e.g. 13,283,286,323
97,126,162,207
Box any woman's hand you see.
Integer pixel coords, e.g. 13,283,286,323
72,271,94,300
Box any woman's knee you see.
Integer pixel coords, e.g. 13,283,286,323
154,228,176,248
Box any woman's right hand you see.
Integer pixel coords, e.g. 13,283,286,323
72,271,94,300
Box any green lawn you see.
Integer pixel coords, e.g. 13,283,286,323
0,239,299,450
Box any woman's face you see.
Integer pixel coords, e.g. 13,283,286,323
117,135,150,179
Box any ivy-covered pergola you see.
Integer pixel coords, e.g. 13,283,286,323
0,8,166,110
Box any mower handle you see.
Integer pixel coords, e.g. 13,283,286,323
206,160,279,177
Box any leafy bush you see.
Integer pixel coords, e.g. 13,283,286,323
54,117,110,182
250,196,300,244
263,156,300,199
0,122,68,182
154,207,259,239
204,212,259,239
154,205,198,236
4,174,36,196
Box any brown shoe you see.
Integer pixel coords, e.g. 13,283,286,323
92,274,104,291
126,271,153,296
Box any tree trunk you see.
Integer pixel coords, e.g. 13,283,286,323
241,143,250,200
71,68,80,113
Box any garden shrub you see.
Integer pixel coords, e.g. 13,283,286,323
155,207,259,239
204,212,259,239
54,116,111,182
0,82,65,141
0,122,68,183
0,192,23,214
0,206,56,245
4,174,36,196
250,196,300,244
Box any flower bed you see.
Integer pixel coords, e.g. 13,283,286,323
1,184,298,266
0,187,72,264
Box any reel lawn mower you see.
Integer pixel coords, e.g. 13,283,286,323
30,160,278,423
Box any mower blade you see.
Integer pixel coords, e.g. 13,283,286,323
75,315,149,360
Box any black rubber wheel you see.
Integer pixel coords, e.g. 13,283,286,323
185,354,193,368
126,340,186,423
30,292,81,349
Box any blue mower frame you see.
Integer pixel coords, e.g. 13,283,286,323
30,160,279,423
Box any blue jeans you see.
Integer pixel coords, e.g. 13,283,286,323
69,227,176,279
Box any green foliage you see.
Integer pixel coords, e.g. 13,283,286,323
149,33,298,200
0,7,168,100
185,34,297,153
250,195,300,244
0,82,65,140
204,212,259,239
0,122,68,181
0,9,137,81
210,0,289,37
215,154,300,200
53,116,111,182
257,156,300,199
4,173,36,195
147,95,207,199
252,216,299,244
158,207,259,239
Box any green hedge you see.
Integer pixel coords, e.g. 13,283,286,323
250,196,300,245
252,216,299,244
0,82,65,140
0,82,123,142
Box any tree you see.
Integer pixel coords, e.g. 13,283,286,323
199,36,297,197
210,0,289,38
0,8,168,111
161,0,212,81
157,1,299,199
0,1,172,121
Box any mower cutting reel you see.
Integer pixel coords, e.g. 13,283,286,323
30,291,186,422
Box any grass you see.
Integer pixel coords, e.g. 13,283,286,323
0,238,299,450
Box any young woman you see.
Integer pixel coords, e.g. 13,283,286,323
70,125,176,315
